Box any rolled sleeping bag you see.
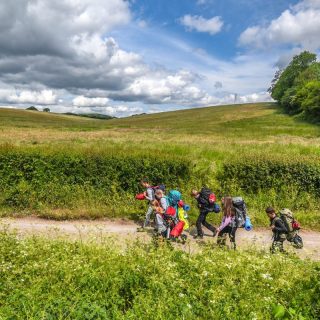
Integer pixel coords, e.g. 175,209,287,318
213,203,221,213
244,216,253,231
170,220,185,238
183,204,190,211
135,193,146,200
178,200,185,208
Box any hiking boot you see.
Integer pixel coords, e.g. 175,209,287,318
212,229,217,237
180,234,187,244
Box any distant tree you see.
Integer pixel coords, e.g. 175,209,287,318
269,51,320,120
268,69,282,94
296,81,320,119
294,62,320,87
271,51,317,102
43,107,50,112
26,106,38,111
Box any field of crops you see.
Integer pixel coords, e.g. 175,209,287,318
0,103,320,229
0,230,319,319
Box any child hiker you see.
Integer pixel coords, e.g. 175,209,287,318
153,189,168,235
265,207,288,253
140,178,155,230
217,196,237,250
191,188,217,239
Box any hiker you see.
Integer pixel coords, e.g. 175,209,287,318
216,196,237,250
140,178,155,229
278,208,303,248
153,189,168,235
265,207,288,253
191,187,218,239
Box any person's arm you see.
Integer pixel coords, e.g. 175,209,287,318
217,216,232,232
274,219,288,233
145,188,154,201
160,197,168,211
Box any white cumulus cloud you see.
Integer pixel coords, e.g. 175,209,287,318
179,15,223,35
0,89,57,105
72,96,109,107
239,0,320,51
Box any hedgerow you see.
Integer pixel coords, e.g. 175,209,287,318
0,147,192,211
219,155,320,195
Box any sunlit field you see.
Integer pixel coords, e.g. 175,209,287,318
0,103,320,228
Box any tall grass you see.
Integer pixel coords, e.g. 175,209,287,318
0,231,319,319
0,103,320,228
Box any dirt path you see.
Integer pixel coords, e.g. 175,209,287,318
1,217,320,261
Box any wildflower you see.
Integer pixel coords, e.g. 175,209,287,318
261,273,273,280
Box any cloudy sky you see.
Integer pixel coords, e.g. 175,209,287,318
0,0,320,117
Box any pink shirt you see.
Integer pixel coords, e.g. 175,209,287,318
218,216,232,231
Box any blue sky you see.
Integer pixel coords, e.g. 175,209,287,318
0,0,319,116
128,0,299,59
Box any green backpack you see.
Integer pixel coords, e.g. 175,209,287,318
279,208,296,240
279,208,294,232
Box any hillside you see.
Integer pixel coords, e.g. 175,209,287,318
0,103,320,227
1,103,319,159
0,108,106,129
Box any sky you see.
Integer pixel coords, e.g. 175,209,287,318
0,0,320,117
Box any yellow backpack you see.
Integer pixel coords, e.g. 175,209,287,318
178,207,189,230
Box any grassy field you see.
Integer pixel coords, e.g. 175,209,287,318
0,230,319,319
0,103,320,228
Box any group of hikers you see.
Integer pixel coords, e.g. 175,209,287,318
136,178,303,253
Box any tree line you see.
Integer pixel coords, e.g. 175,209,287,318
269,51,320,121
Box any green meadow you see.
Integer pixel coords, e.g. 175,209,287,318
0,103,320,229
0,231,319,320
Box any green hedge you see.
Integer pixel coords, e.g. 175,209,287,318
219,155,320,195
0,148,192,210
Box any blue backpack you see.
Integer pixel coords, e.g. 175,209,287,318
167,190,182,207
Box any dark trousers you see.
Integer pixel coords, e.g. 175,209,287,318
270,233,286,253
270,240,285,253
196,211,216,237
217,225,237,249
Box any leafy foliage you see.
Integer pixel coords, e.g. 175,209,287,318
0,148,192,213
270,51,320,120
0,231,319,319
220,155,320,195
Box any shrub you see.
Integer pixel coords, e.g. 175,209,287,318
220,155,320,195
0,148,192,211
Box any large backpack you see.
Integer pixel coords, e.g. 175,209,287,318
279,208,301,240
167,190,182,207
232,197,247,228
279,208,294,233
198,187,220,212
151,184,166,192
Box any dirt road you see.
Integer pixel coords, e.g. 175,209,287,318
1,217,319,260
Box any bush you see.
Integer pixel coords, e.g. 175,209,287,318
220,155,320,195
0,148,192,211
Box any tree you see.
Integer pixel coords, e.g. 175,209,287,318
296,81,320,119
43,107,50,112
26,106,38,111
271,51,317,102
294,62,320,87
